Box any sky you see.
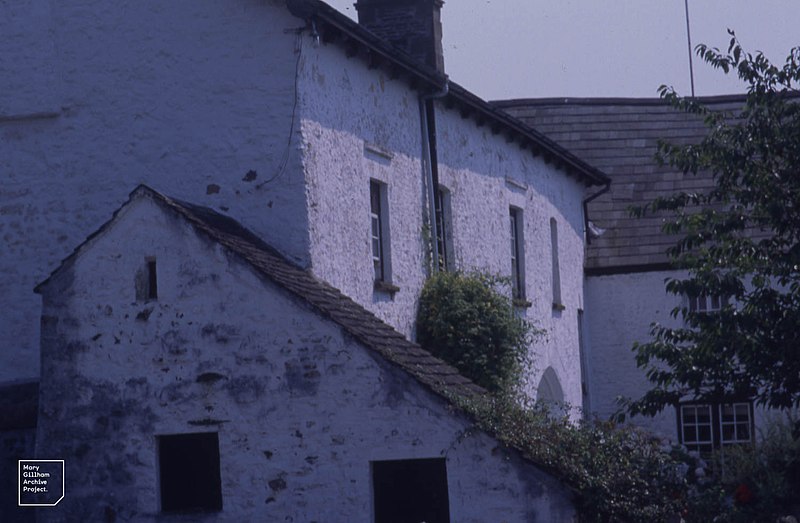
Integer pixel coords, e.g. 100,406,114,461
324,0,800,101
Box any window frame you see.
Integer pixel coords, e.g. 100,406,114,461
550,217,562,308
688,293,728,314
509,207,525,301
370,180,392,285
435,185,453,271
677,401,754,455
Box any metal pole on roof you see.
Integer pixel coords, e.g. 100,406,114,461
684,0,696,97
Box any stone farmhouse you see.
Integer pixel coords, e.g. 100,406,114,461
496,95,760,454
0,0,613,520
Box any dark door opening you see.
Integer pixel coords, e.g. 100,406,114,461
158,432,222,513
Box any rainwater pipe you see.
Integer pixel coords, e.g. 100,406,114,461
419,79,449,273
582,181,611,244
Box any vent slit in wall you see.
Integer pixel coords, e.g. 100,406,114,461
147,257,158,300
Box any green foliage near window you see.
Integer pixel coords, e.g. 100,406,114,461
416,271,535,393
709,414,800,522
454,394,703,522
628,35,800,417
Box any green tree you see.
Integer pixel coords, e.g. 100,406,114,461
416,271,535,393
628,33,800,417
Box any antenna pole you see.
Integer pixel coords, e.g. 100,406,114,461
684,0,696,97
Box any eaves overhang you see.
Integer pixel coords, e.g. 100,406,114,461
298,1,610,187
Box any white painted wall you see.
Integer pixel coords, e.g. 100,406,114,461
36,197,576,521
0,0,309,383
435,104,588,406
298,33,590,407
299,37,427,340
583,270,683,437
2,0,593,416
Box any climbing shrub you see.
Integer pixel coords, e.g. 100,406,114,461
455,394,710,522
416,271,535,393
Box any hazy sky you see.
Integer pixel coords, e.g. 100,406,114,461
324,0,800,101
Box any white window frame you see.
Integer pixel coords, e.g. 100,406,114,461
678,402,753,454
688,294,727,313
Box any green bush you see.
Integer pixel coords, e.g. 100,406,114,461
456,394,695,522
416,271,535,393
706,414,800,522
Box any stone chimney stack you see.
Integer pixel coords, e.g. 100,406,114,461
355,0,445,74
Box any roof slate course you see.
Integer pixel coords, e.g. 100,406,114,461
493,95,745,271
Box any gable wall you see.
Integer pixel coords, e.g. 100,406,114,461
34,198,575,521
0,0,309,383
298,33,589,405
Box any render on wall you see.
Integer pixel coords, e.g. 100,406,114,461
0,0,309,383
31,188,577,521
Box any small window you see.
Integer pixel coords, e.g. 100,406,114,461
135,257,159,301
688,294,727,313
435,186,453,271
678,402,753,456
370,180,391,283
550,218,562,307
509,207,525,300
372,458,450,523
147,258,158,300
158,432,222,513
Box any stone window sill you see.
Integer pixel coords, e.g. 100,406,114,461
552,302,566,311
513,298,532,309
374,280,400,295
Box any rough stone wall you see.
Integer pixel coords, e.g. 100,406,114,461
299,37,427,341
0,0,308,383
435,104,589,407
583,271,682,437
299,36,590,408
36,198,576,521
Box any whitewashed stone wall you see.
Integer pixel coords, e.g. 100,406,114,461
0,0,309,383
299,38,427,340
435,106,589,406
35,197,576,522
298,34,589,406
583,271,683,437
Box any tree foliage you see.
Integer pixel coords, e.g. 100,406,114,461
416,271,534,393
627,33,800,417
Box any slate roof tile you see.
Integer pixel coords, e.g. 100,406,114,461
493,95,747,271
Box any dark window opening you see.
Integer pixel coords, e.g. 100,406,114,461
550,218,561,306
509,207,525,300
435,186,452,271
158,432,222,513
147,258,158,300
373,458,450,523
370,180,386,282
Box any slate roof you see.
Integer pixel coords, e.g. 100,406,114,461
36,186,486,406
289,0,609,188
493,95,746,273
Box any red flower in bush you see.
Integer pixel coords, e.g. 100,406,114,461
734,483,754,505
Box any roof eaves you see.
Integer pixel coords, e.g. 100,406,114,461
306,2,609,187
